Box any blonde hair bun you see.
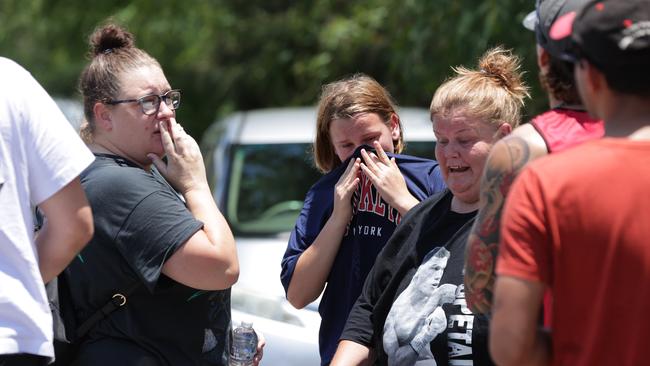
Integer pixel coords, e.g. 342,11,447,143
476,47,529,106
430,46,530,129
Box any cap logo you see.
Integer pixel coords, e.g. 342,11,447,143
619,21,650,50
549,11,577,40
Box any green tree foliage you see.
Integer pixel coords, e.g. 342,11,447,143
0,0,545,138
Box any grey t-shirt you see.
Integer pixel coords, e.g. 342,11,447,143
67,154,230,366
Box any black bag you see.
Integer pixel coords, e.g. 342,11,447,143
45,272,80,365
36,205,142,365
36,207,81,365
45,271,140,366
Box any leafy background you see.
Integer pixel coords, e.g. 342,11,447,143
1,0,545,139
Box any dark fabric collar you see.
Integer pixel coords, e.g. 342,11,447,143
92,153,141,169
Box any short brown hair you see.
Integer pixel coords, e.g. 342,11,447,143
78,21,161,143
313,74,403,173
539,55,581,105
430,47,529,130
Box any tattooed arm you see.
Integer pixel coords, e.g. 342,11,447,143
464,127,547,314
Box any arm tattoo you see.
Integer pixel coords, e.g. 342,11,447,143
464,137,532,314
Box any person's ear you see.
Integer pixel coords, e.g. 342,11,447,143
93,102,113,132
537,45,550,73
585,61,606,93
495,122,512,139
389,113,401,141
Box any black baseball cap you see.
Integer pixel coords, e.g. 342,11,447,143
550,0,650,72
522,0,591,59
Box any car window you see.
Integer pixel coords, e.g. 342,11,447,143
402,141,437,160
226,143,322,235
225,140,436,236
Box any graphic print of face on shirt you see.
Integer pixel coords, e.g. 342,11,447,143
383,247,456,366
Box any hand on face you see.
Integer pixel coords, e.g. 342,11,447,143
360,141,410,211
332,157,361,223
329,112,398,164
148,118,208,194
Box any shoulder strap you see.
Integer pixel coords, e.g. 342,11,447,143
75,281,142,339
92,153,141,168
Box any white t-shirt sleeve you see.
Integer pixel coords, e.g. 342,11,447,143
17,66,94,205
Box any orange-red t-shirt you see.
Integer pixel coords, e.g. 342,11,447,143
498,138,650,366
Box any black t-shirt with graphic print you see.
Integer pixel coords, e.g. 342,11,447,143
66,154,230,366
341,191,494,366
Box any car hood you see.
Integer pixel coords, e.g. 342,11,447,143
234,235,290,299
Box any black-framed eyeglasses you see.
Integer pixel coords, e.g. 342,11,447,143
105,89,181,115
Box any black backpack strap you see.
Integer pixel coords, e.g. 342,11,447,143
75,281,142,339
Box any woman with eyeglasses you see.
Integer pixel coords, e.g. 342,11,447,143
58,22,262,366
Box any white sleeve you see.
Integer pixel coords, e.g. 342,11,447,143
16,63,95,205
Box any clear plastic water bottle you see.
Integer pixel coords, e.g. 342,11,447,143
229,321,258,366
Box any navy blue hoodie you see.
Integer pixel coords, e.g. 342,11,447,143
280,147,446,365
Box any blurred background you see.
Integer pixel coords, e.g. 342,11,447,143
1,1,545,364
1,0,542,140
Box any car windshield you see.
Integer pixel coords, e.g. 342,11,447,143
225,140,436,236
226,143,322,235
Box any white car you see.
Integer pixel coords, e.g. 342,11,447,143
201,107,436,366
54,97,85,131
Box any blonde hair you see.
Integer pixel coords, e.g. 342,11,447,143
314,74,404,173
78,21,161,143
430,46,529,129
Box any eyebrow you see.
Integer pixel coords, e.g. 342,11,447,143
433,127,473,135
134,85,172,95
334,130,381,144
361,132,380,139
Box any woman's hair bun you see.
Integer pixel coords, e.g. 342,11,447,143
89,22,135,56
477,46,528,100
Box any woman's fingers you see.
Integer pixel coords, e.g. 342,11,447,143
389,157,400,172
343,158,361,193
373,140,391,163
166,117,176,140
168,118,195,156
253,330,266,365
346,177,360,193
341,158,360,183
173,119,186,140
159,121,176,154
359,163,378,183
360,148,380,171
362,142,394,175
342,157,356,176
148,153,166,175
335,158,360,202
